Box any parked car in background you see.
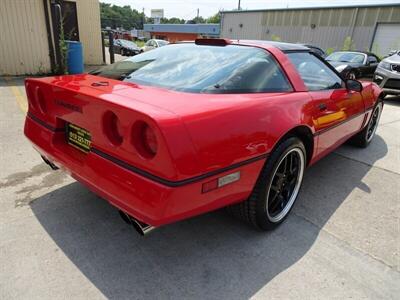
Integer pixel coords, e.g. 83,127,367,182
387,49,400,57
24,39,383,235
113,39,140,56
302,44,326,58
140,39,169,52
374,51,400,96
326,51,380,79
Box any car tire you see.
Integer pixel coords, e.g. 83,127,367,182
121,49,126,56
350,101,383,148
227,137,306,230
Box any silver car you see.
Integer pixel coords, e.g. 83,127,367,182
374,52,400,95
140,39,169,53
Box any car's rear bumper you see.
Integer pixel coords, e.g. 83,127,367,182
24,115,265,226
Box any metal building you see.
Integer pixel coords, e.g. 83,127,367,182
0,0,103,76
221,4,400,56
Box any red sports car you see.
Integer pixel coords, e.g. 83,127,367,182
24,39,383,235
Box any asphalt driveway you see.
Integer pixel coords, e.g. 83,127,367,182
0,77,399,299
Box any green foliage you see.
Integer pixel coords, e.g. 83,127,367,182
136,40,145,47
271,34,281,42
100,3,145,29
161,17,185,24
207,12,221,24
342,36,355,51
325,47,336,55
58,18,68,75
192,16,206,24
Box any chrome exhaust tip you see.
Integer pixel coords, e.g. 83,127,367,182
41,155,59,170
118,210,156,236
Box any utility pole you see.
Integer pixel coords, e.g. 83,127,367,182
197,8,199,19
142,7,145,29
238,0,241,10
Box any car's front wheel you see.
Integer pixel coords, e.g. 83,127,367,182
227,137,306,230
350,101,383,148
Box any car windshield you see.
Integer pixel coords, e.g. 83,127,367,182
91,43,292,94
326,52,365,63
157,40,168,46
119,40,138,48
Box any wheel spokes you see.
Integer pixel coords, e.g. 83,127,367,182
267,149,303,219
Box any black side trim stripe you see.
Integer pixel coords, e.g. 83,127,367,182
27,112,64,132
313,107,373,136
91,147,268,187
27,113,268,187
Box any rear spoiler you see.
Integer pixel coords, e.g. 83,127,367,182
195,38,232,46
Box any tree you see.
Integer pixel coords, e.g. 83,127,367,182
207,12,221,24
161,17,185,24
100,3,145,29
191,16,206,24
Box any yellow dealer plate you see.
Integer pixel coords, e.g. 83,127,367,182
66,123,91,153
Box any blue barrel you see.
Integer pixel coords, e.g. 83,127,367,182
66,41,84,74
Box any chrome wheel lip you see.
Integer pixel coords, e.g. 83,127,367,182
266,147,305,223
366,104,382,143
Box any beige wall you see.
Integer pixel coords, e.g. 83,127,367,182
72,0,103,65
0,0,103,76
0,0,51,75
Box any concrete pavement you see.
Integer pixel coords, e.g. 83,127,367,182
0,77,399,299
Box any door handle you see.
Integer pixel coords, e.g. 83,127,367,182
318,103,327,111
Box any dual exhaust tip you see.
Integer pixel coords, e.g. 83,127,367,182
118,210,156,236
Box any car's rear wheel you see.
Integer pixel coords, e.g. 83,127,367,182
350,101,383,148
227,137,306,230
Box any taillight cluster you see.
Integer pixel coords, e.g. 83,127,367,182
131,120,158,159
103,111,158,159
26,83,46,114
103,111,123,146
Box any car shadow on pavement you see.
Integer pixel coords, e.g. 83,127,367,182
30,135,387,299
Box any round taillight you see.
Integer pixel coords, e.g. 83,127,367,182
143,124,158,156
35,86,46,113
103,111,123,146
25,83,37,110
132,121,158,159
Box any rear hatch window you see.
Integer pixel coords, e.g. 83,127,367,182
91,43,292,94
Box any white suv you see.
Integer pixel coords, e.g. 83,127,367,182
374,51,400,96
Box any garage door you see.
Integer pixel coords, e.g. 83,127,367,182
372,23,400,57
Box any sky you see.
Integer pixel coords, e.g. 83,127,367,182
101,0,400,19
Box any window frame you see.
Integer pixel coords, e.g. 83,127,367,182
284,50,346,91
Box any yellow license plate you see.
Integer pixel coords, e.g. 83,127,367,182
66,123,91,153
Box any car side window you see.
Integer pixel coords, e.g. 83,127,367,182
145,40,151,46
287,52,343,91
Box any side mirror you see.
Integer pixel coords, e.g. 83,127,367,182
346,79,363,92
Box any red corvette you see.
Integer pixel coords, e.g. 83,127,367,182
24,39,383,235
